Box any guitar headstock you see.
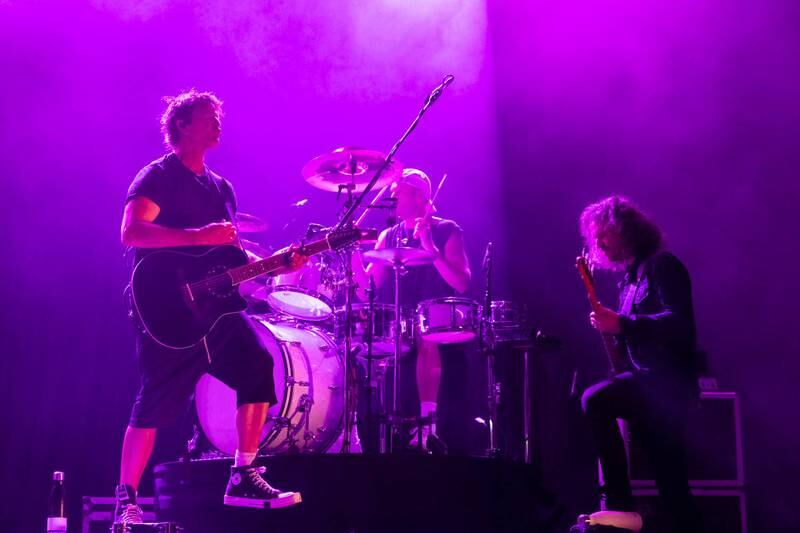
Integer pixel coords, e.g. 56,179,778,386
576,253,600,307
576,254,592,280
326,227,362,251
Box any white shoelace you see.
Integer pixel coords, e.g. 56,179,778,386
247,466,275,494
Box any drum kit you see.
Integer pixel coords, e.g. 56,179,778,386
192,147,537,459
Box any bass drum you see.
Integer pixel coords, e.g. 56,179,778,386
195,316,344,456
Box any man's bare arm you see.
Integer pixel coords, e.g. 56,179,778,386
433,231,471,293
121,196,236,248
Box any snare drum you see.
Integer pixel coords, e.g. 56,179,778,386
416,297,481,344
489,300,529,343
334,303,412,356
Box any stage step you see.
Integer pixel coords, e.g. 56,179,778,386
153,455,565,532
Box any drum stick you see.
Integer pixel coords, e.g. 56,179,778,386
413,173,447,238
430,173,447,209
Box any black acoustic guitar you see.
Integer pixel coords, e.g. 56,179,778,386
131,228,360,349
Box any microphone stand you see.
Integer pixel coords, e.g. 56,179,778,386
334,75,454,232
334,75,455,454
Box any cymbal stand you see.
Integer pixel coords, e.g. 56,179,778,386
388,259,406,453
338,182,358,453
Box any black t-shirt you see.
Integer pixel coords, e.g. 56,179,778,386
125,152,237,264
376,217,462,307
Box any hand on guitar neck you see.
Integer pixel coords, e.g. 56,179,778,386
272,243,308,274
589,305,622,335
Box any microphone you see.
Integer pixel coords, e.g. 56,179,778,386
305,223,329,238
426,74,455,105
482,241,494,271
290,198,308,208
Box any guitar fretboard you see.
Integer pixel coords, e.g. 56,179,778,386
228,236,331,285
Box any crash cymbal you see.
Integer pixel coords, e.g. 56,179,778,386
235,212,269,233
363,247,435,266
302,147,402,192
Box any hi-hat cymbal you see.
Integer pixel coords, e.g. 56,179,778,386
363,247,435,266
302,147,402,192
235,213,269,233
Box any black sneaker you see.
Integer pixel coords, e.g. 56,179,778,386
114,484,144,525
224,465,302,509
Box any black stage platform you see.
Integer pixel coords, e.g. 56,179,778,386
153,455,566,532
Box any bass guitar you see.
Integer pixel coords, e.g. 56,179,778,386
575,255,631,374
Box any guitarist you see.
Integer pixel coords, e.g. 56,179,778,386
115,90,302,525
575,196,701,533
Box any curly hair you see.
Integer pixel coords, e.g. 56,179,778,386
159,89,223,148
579,195,663,270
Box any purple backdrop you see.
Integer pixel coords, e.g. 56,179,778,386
1,0,798,531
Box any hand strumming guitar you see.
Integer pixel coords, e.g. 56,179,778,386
192,221,238,246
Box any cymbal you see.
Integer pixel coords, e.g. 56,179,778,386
235,212,269,233
240,239,272,260
302,147,402,192
363,247,435,266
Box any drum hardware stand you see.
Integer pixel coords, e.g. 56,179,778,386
522,348,532,463
337,177,360,453
389,259,406,453
512,330,562,463
364,274,379,453
480,242,502,458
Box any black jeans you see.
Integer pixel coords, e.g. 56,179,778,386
581,372,700,532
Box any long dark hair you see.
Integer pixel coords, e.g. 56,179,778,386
580,195,663,270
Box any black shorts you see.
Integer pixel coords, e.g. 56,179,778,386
129,313,277,428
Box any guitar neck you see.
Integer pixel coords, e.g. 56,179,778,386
576,256,628,374
228,235,331,285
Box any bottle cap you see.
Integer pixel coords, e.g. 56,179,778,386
53,471,64,481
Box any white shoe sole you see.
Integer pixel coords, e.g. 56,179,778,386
588,510,643,532
224,492,302,509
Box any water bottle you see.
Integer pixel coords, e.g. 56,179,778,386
46,471,67,533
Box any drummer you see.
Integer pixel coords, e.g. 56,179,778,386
352,168,471,452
